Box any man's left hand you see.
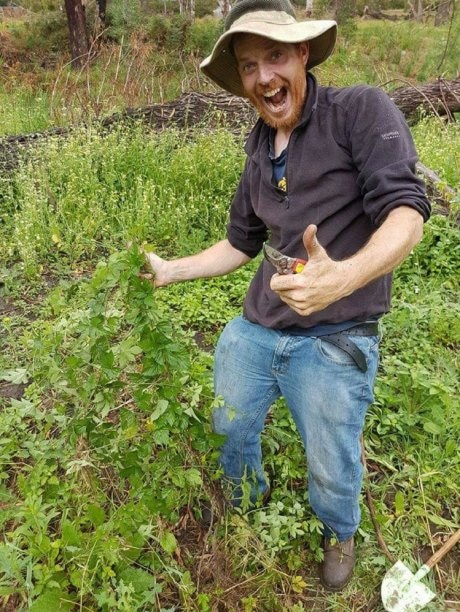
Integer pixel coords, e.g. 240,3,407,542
270,225,350,317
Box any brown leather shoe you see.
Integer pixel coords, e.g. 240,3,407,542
319,536,355,592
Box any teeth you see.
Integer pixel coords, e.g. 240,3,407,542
263,87,281,98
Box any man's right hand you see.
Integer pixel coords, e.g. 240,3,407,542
141,251,172,287
136,239,251,288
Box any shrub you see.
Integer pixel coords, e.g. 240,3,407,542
106,0,144,42
195,0,218,18
185,17,224,56
146,13,190,52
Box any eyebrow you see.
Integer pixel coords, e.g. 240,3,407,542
233,37,282,61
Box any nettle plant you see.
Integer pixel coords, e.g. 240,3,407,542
1,247,219,608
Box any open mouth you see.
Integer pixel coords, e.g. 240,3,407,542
262,86,288,113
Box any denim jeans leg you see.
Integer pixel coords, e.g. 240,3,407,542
277,334,380,541
213,316,281,506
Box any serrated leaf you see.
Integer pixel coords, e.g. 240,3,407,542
159,531,177,554
291,575,307,593
152,428,170,446
151,399,169,421
86,504,105,527
185,468,202,486
61,521,82,547
0,368,29,384
29,590,74,612
119,567,156,594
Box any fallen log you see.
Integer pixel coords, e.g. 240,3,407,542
361,6,401,20
388,77,460,121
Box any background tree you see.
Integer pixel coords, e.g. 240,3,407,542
96,0,107,26
179,0,195,18
434,0,452,25
408,0,424,21
64,0,90,66
334,0,357,24
217,0,231,18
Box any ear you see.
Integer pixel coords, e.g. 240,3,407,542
299,41,309,66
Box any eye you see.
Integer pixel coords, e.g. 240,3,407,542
270,50,282,61
241,62,255,74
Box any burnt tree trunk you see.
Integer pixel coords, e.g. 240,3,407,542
64,0,89,67
96,0,107,25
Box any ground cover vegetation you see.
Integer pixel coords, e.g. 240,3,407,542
1,2,459,611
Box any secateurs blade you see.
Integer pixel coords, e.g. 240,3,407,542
263,243,307,275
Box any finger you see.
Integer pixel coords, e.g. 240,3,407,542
302,224,324,260
270,273,300,291
277,293,314,316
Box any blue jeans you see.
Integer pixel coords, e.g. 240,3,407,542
213,315,379,542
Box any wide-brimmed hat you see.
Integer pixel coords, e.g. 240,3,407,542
200,0,337,98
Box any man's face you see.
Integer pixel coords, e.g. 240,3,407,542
233,34,309,131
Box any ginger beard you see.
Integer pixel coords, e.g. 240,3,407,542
246,67,307,131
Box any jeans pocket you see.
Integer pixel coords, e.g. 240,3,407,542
316,337,357,367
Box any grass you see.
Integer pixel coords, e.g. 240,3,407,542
0,110,459,609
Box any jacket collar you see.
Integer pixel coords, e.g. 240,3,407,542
244,73,319,157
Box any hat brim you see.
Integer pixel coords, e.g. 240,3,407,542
200,15,337,97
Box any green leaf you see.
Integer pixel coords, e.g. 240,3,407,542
0,368,29,384
119,567,156,594
185,468,202,487
29,590,75,612
152,429,170,446
61,521,82,547
426,513,459,529
151,399,169,421
423,421,443,435
159,531,177,554
86,504,105,527
394,491,405,516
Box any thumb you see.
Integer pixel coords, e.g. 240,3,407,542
302,225,324,260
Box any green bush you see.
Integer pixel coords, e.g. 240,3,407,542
106,0,144,42
9,11,69,56
146,13,190,51
195,0,218,18
185,17,224,56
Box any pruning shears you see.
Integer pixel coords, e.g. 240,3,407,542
263,243,307,275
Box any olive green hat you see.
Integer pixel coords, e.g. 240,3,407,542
200,0,337,97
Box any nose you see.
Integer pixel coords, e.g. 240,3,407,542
257,62,275,86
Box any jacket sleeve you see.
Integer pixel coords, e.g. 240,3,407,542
226,159,268,258
344,86,431,226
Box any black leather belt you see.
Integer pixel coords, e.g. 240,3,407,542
321,322,379,372
340,322,379,337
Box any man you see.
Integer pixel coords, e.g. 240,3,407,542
145,0,430,591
